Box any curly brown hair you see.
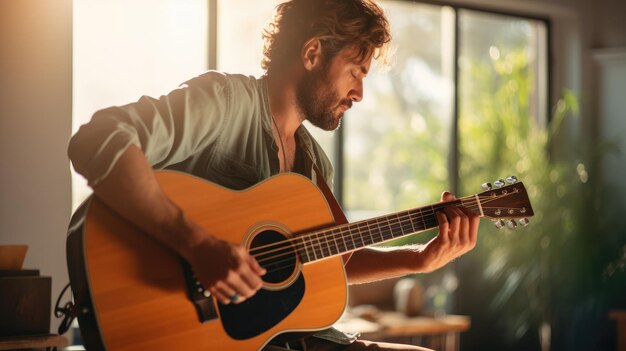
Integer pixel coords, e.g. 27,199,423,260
261,0,392,73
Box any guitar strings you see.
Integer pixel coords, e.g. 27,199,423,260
257,205,524,276
249,191,522,270
253,203,515,272
254,207,520,273
254,205,517,275
249,192,517,266
248,191,514,260
250,198,469,259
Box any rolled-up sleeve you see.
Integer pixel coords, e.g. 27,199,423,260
68,72,231,186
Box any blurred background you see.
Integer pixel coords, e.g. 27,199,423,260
1,0,625,350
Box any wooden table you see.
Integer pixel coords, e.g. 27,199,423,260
335,312,471,351
0,334,68,351
610,310,626,351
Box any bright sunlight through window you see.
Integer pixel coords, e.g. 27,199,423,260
72,0,208,210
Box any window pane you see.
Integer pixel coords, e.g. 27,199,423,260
343,2,455,222
457,10,547,193
217,0,279,76
72,0,208,210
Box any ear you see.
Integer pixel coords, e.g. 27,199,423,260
301,38,323,71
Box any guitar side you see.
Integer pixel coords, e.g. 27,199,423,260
67,171,348,351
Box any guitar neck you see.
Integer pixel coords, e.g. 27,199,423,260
295,196,482,264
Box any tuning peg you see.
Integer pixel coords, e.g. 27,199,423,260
519,218,530,227
506,219,518,229
494,219,506,229
506,176,518,184
482,182,492,190
494,179,505,188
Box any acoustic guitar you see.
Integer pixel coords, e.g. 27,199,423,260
66,171,533,350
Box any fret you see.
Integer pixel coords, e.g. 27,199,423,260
337,228,346,253
385,216,396,240
399,211,413,234
310,233,319,261
377,219,386,242
389,214,400,238
365,221,376,245
318,232,327,258
377,217,388,242
320,233,331,258
329,229,340,256
339,227,349,253
407,210,417,233
316,233,326,258
381,217,391,241
359,222,374,247
343,226,357,250
420,206,426,234
367,220,380,245
400,213,409,235
298,237,311,263
351,222,362,248
368,219,379,243
313,232,323,258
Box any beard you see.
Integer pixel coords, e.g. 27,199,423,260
295,62,352,131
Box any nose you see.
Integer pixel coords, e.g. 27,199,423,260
348,79,363,103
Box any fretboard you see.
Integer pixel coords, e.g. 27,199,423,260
295,198,478,263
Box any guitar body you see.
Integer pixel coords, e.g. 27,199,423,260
67,171,347,351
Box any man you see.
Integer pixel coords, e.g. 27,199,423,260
68,0,479,350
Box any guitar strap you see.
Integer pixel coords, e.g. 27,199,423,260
310,162,354,266
311,163,348,226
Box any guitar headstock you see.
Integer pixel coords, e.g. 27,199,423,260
474,176,534,229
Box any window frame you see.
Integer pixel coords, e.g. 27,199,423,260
332,0,552,203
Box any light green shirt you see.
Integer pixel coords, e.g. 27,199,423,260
68,71,333,190
68,71,354,345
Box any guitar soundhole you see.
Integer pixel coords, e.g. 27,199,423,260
250,230,298,285
220,228,304,340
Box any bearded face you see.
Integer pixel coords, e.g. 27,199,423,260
295,59,353,131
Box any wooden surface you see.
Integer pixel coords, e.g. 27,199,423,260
0,334,68,350
336,312,470,337
336,312,470,351
610,310,626,351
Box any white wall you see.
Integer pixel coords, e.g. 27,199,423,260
0,0,73,335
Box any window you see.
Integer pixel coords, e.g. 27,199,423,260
344,2,455,222
72,0,208,210
457,9,548,195
337,2,548,226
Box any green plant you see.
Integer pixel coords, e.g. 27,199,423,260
456,44,626,351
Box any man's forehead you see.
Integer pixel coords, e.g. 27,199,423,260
338,47,373,72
